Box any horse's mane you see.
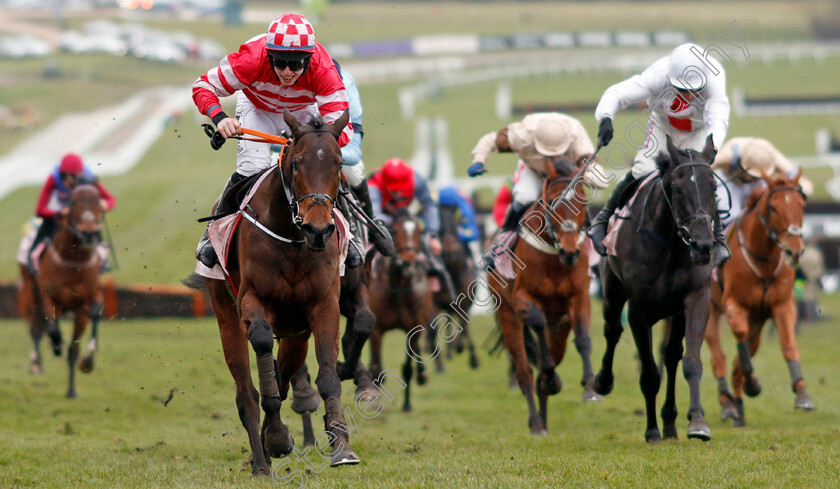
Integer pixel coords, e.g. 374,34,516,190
654,152,674,175
548,156,577,177
743,185,765,210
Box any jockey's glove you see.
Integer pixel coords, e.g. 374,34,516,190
467,162,487,177
598,118,613,147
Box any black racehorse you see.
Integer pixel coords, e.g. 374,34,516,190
593,134,718,442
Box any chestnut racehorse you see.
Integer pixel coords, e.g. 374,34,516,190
204,111,360,475
489,156,598,435
704,170,813,427
21,184,105,398
367,208,434,412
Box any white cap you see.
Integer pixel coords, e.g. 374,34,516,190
668,43,708,91
533,117,572,157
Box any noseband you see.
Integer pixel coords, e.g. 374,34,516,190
660,157,715,246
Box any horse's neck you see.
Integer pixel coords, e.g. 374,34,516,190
51,227,94,261
739,203,779,256
644,184,680,248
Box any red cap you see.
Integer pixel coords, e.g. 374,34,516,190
382,158,411,184
59,153,84,174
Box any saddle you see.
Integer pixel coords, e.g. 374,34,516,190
216,169,270,219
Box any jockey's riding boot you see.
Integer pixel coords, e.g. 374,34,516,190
195,176,239,269
713,214,731,267
429,253,457,304
587,172,638,257
344,215,364,269
352,181,394,257
482,201,529,269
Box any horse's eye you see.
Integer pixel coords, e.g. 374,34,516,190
292,159,299,172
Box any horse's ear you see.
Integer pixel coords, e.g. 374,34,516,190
542,160,556,179
665,134,679,169
702,134,716,163
760,169,774,188
793,167,803,184
284,110,302,136
328,110,350,140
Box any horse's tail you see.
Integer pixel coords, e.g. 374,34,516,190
485,319,539,367
181,272,208,291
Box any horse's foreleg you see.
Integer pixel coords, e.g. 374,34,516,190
29,315,44,374
571,293,599,401
368,326,384,382
210,280,268,476
626,306,661,443
79,301,103,373
65,311,88,399
41,294,63,357
704,302,735,419
682,288,711,441
310,299,359,466
342,287,376,381
501,304,543,434
773,300,814,410
240,294,291,460
661,313,685,439
594,265,625,396
517,297,560,401
279,336,315,447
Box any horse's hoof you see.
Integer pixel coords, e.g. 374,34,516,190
538,371,562,396
592,372,613,396
79,355,94,373
794,395,815,411
252,464,271,478
663,425,678,440
582,389,604,403
469,356,480,369
528,415,547,435
51,344,63,357
29,363,43,375
264,425,294,458
402,403,412,413
645,429,661,443
354,385,380,403
66,389,77,399
720,403,739,421
687,419,711,441
291,390,321,415
416,370,428,386
743,376,762,397
530,428,548,436
435,362,446,374
330,445,360,467
732,416,746,428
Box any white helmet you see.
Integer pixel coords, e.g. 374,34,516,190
533,117,572,157
668,43,708,91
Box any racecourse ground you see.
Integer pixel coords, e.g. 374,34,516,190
1,294,838,488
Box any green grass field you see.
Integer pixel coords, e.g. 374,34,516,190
1,295,838,488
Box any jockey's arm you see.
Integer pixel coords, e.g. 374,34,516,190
95,181,117,211
594,58,663,122
367,184,389,222
35,176,58,219
470,127,513,166
413,173,440,237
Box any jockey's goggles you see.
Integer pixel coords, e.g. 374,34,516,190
268,53,310,71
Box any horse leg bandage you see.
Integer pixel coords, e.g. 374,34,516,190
257,355,281,399
787,360,804,393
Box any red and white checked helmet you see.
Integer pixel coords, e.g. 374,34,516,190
266,14,315,53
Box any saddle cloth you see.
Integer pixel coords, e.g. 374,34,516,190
603,172,660,257
17,227,108,274
195,166,352,280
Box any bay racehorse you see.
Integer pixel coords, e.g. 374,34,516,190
21,184,105,397
204,111,360,475
368,208,434,412
593,135,718,442
489,156,599,434
704,169,813,427
435,203,479,369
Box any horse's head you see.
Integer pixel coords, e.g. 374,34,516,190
282,109,349,251
540,156,587,266
389,208,423,277
65,184,104,246
758,169,807,266
661,134,718,265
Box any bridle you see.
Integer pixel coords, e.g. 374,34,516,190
542,175,586,250
278,128,340,229
660,154,715,246
756,185,805,249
